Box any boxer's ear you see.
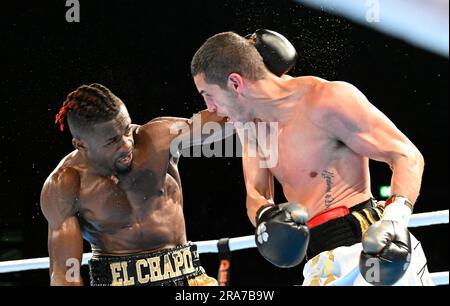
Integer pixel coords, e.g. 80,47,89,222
227,73,244,94
72,137,87,152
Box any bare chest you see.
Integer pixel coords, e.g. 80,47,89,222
264,118,341,187
77,169,182,233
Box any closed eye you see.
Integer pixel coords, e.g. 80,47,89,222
125,125,132,135
105,136,119,146
199,90,211,98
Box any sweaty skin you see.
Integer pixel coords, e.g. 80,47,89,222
41,110,226,285
194,74,424,226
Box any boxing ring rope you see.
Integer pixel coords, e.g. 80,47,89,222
0,209,448,285
196,209,450,253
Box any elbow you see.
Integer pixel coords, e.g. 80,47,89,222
417,150,425,169
392,145,425,169
410,147,425,172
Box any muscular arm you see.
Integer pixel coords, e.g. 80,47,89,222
312,81,425,204
150,110,231,149
40,167,84,286
240,130,275,227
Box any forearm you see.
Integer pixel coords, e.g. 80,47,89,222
175,111,231,148
50,271,83,286
197,110,232,144
390,149,425,204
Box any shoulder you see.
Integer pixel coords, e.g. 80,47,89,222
45,164,80,185
43,150,81,188
41,164,80,202
307,81,368,122
314,81,366,104
142,116,188,132
138,117,190,143
41,157,81,215
41,163,81,228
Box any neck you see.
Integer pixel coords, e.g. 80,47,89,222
242,74,304,123
80,152,115,178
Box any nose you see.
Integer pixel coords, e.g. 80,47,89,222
204,99,217,112
118,135,133,153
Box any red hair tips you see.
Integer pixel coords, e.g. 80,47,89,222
55,100,78,132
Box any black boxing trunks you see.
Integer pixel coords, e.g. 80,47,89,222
89,242,217,286
306,198,384,259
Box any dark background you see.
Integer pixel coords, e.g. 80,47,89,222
0,0,448,286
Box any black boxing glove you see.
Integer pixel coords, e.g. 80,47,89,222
359,195,414,285
246,29,298,77
255,202,309,268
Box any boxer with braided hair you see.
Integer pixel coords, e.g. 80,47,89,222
42,83,226,286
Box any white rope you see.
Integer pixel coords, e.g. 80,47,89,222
0,209,448,285
408,209,449,227
430,272,449,286
196,210,450,252
196,235,256,254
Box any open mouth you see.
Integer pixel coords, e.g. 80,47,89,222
118,151,133,164
223,116,234,123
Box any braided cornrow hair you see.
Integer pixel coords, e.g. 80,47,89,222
55,83,122,132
